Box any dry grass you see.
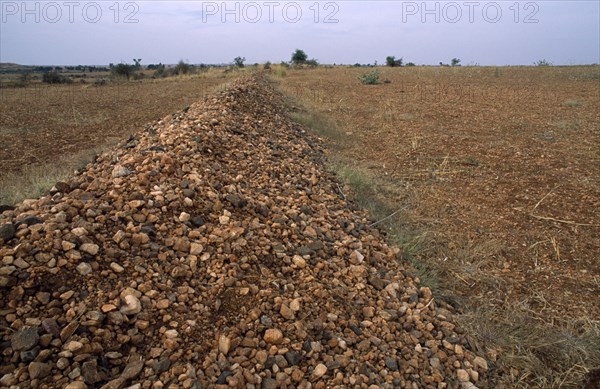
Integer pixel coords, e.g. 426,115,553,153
0,145,107,204
274,66,600,388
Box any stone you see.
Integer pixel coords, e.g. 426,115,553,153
292,255,307,268
456,369,470,382
218,335,231,355
110,262,125,273
311,363,328,379
60,321,79,341
18,216,43,227
384,357,399,371
121,359,144,380
101,304,117,313
65,382,88,389
28,362,51,379
190,243,203,255
156,299,170,309
112,165,132,178
153,358,170,374
11,326,39,351
264,329,283,345
77,262,93,275
64,340,83,352
82,360,103,385
80,243,100,255
473,356,488,371
120,295,142,315
280,304,295,320
284,350,301,366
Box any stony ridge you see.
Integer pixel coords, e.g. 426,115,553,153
0,75,490,388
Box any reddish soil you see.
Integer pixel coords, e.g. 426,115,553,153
279,66,600,322
0,76,231,178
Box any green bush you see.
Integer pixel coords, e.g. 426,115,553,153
358,69,380,85
386,56,403,67
42,70,71,84
174,60,191,75
111,63,135,80
305,59,319,68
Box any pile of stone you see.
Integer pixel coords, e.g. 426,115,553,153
0,75,491,388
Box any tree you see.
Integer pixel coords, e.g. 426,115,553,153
386,56,403,67
234,56,246,68
112,63,134,80
174,60,191,75
291,49,308,65
451,58,461,67
534,59,552,66
305,59,319,67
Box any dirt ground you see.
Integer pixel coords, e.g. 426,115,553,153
276,66,599,386
0,72,233,182
1,66,598,386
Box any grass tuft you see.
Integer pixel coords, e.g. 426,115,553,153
0,146,107,205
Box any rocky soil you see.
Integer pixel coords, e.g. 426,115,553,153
0,75,491,388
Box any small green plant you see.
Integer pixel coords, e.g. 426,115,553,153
451,58,461,66
562,100,582,107
358,69,380,85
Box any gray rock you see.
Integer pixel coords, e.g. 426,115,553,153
18,216,43,227
20,347,39,363
11,326,39,351
0,223,15,242
153,358,170,374
82,360,103,384
385,357,399,371
284,350,301,366
261,378,278,389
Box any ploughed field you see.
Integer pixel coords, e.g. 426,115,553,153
0,66,598,388
279,66,600,320
1,75,493,388
0,73,234,203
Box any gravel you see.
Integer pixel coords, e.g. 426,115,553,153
0,75,490,388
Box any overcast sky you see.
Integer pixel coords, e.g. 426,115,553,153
1,1,598,66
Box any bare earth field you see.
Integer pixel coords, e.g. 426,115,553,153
276,66,600,387
0,71,236,203
1,66,598,387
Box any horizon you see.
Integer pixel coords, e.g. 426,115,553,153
1,1,599,66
